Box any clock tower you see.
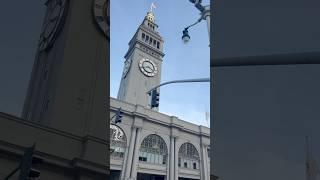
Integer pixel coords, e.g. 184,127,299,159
117,9,165,110
22,0,109,169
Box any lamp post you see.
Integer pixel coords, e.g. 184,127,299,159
182,0,210,44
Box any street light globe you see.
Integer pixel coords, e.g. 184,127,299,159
182,28,190,44
182,35,190,44
189,0,202,4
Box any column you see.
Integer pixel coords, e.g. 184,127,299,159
174,138,179,180
202,145,209,180
120,146,129,180
130,127,142,179
169,136,175,180
199,145,205,180
124,127,137,179
207,153,210,180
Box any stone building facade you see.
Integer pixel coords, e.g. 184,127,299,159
110,98,210,180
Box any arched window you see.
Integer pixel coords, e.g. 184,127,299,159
110,125,127,159
178,143,200,170
139,134,168,165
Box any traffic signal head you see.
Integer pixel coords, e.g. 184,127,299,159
115,108,123,124
150,89,160,108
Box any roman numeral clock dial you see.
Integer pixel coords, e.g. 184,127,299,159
93,0,110,38
122,59,132,78
139,58,158,77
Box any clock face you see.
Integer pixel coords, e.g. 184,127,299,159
122,59,132,78
93,0,109,37
39,0,68,52
139,58,158,77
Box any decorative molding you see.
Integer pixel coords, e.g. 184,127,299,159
93,0,109,38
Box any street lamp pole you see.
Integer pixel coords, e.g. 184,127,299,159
147,78,210,94
203,5,210,40
183,0,210,44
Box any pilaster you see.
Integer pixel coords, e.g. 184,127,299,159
130,127,142,179
201,144,209,180
124,126,137,179
170,135,175,180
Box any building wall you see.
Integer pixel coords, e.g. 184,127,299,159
110,97,210,180
0,112,109,180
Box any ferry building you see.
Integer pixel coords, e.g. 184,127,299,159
110,9,210,180
0,1,211,179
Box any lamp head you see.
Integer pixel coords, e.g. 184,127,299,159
189,0,202,4
182,28,190,44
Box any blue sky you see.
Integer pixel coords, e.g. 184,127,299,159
110,0,210,127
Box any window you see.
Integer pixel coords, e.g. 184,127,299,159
142,33,145,40
110,125,127,159
178,143,200,169
157,42,160,49
163,156,166,165
139,156,147,161
139,134,168,165
146,35,149,42
153,40,156,46
149,37,153,44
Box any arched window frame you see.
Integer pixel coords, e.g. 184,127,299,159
178,142,200,170
139,134,168,165
110,125,127,159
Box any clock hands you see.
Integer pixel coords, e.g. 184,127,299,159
139,58,157,77
143,63,154,73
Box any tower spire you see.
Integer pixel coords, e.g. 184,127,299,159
146,2,156,23
150,2,156,13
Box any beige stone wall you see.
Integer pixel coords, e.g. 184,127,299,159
110,97,210,180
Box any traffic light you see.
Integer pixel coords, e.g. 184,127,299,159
150,89,160,108
115,108,123,124
19,143,43,180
